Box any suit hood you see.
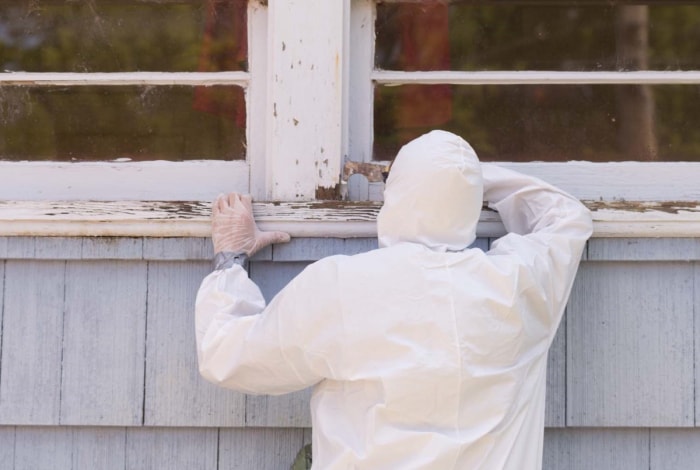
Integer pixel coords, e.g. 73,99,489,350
377,130,483,252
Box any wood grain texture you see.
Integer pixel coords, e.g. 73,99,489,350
545,314,566,428
343,238,379,255
543,428,649,470
0,238,8,258
5,238,35,258
695,263,700,425
249,261,311,303
71,427,126,470
125,427,218,470
650,429,700,469
0,261,64,424
219,428,306,470
246,388,313,428
567,262,694,427
81,237,143,260
588,238,700,261
0,427,15,470
60,261,147,425
13,427,73,470
272,238,346,262
143,237,213,261
33,237,82,260
144,261,245,427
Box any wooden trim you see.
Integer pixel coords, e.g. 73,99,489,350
0,72,250,87
1,200,699,238
0,161,250,201
372,70,700,85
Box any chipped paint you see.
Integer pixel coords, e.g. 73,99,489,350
1,200,700,238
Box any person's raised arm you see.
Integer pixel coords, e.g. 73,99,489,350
195,193,334,395
482,164,593,324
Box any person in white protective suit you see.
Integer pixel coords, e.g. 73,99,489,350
195,130,593,469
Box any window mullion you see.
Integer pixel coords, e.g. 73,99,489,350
265,0,349,201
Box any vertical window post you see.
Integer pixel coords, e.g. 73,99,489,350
265,0,349,201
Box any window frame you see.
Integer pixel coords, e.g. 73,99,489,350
0,0,699,239
344,0,700,226
0,1,267,202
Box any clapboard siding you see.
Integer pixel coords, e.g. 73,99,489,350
543,428,650,470
144,261,246,427
0,236,699,468
60,261,148,425
0,261,64,424
567,262,695,427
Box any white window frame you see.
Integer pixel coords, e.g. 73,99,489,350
0,1,267,202
0,0,699,238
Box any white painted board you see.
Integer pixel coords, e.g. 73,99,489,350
125,427,218,470
60,261,147,425
543,428,649,470
545,315,566,428
219,428,306,470
567,262,694,427
0,427,14,470
144,261,246,427
0,261,65,424
650,429,700,470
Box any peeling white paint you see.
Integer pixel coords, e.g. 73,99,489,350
0,200,698,238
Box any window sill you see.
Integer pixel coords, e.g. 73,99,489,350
1,200,699,238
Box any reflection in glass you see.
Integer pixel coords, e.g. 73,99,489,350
0,86,245,161
374,84,700,162
0,0,247,72
376,3,700,71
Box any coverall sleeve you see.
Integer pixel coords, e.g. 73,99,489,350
482,164,593,324
195,258,340,395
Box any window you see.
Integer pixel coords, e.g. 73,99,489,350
347,0,700,211
0,0,260,201
1,0,698,238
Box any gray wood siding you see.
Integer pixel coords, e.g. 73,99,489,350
0,236,698,468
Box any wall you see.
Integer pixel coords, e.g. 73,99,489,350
0,236,698,469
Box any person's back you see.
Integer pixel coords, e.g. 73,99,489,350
195,130,592,469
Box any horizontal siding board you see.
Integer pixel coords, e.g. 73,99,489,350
567,262,694,427
246,388,313,428
34,238,82,260
470,237,489,252
543,428,649,470
143,237,213,261
588,238,700,261
696,263,700,425
250,261,311,302
342,238,379,255
72,427,126,470
145,261,245,427
650,429,700,469
545,315,566,428
0,238,8,258
60,261,147,426
0,427,15,470
0,261,64,425
14,426,73,470
5,238,35,258
126,427,218,470
219,428,306,470
81,237,143,260
272,238,346,261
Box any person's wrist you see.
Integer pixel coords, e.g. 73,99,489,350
213,251,249,271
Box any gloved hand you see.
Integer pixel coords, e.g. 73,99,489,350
212,193,290,256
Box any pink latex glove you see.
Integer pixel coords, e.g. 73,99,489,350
212,193,290,256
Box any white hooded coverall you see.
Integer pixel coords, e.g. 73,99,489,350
195,130,593,469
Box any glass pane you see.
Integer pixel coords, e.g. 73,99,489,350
0,85,245,161
374,84,700,162
376,2,700,71
0,0,246,72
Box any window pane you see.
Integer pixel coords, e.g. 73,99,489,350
376,3,700,71
374,84,700,162
0,85,245,161
0,0,246,72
